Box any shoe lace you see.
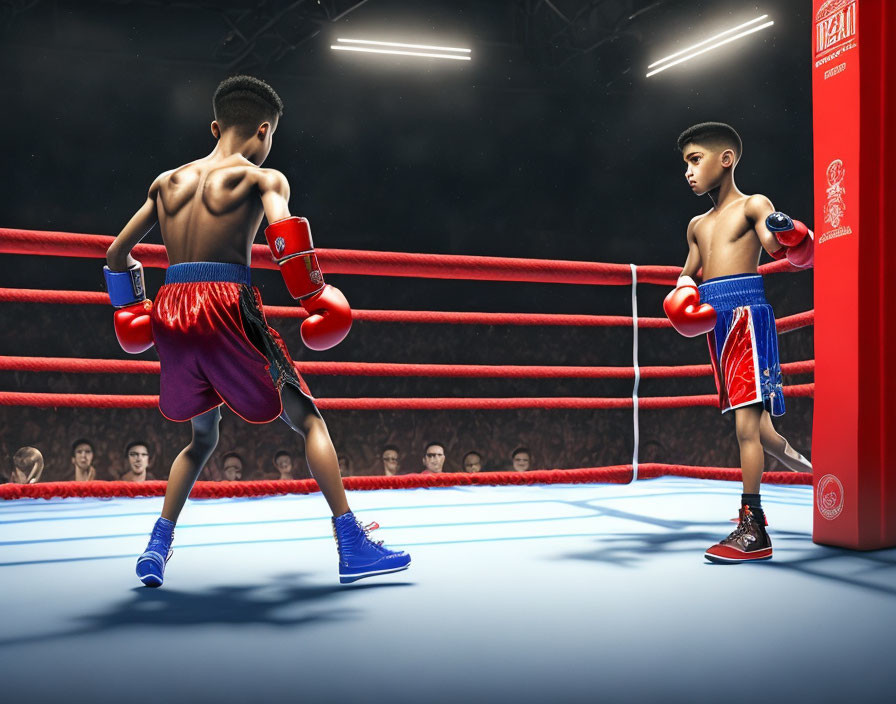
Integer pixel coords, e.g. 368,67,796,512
724,506,753,542
362,521,385,547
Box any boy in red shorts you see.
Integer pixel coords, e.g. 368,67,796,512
104,75,410,586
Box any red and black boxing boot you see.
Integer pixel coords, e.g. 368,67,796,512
705,503,772,564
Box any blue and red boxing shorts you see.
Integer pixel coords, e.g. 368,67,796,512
150,262,316,423
697,274,785,417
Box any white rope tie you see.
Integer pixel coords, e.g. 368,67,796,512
630,263,640,483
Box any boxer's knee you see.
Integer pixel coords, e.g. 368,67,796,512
280,382,322,435
190,407,221,452
734,405,762,445
303,412,330,438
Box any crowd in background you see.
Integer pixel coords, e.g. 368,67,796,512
2,395,814,485
1,273,815,485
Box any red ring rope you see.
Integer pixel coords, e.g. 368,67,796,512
0,227,801,285
0,386,814,410
0,355,816,378
0,463,811,500
0,288,816,332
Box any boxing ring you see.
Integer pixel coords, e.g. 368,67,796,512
3,481,896,703
3,226,896,703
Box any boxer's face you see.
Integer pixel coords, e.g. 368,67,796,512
72,444,93,470
682,141,733,196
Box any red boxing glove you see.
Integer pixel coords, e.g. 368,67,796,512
264,216,325,300
663,278,717,338
785,229,814,268
113,299,154,354
300,284,352,351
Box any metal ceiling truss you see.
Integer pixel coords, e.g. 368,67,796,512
512,0,669,71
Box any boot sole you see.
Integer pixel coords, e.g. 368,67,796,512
339,562,411,584
704,550,772,564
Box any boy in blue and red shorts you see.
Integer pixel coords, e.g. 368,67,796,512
104,75,410,586
664,122,814,563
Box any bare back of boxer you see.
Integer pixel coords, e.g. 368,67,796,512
152,134,293,265
109,122,289,272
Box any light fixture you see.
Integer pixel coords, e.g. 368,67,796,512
332,37,471,61
646,15,773,77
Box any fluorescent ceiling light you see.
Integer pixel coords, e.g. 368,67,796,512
648,15,769,69
331,45,471,60
336,38,471,53
332,37,471,61
646,18,774,77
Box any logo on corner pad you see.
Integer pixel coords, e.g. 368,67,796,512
815,0,856,55
275,237,286,255
816,474,844,520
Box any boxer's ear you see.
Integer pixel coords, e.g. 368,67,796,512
211,121,221,140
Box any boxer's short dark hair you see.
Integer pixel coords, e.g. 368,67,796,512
213,75,284,137
676,122,742,162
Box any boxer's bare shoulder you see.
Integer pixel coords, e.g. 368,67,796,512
155,156,270,217
151,158,289,264
743,193,774,223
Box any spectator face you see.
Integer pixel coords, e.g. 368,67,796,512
72,443,93,470
381,449,399,474
512,452,531,472
337,455,351,476
222,456,243,481
463,453,482,473
274,454,293,475
423,445,445,473
127,445,150,475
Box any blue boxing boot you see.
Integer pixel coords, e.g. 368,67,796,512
136,517,175,587
332,512,411,584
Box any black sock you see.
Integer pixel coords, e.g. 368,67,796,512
741,493,765,524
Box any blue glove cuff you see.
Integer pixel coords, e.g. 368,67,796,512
104,263,146,308
765,211,794,233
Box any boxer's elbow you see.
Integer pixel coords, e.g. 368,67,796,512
106,241,128,270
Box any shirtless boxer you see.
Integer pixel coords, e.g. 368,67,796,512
104,75,410,585
665,122,813,563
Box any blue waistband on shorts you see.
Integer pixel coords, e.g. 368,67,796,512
164,262,252,285
697,273,767,309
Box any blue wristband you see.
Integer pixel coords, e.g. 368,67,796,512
104,263,146,308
